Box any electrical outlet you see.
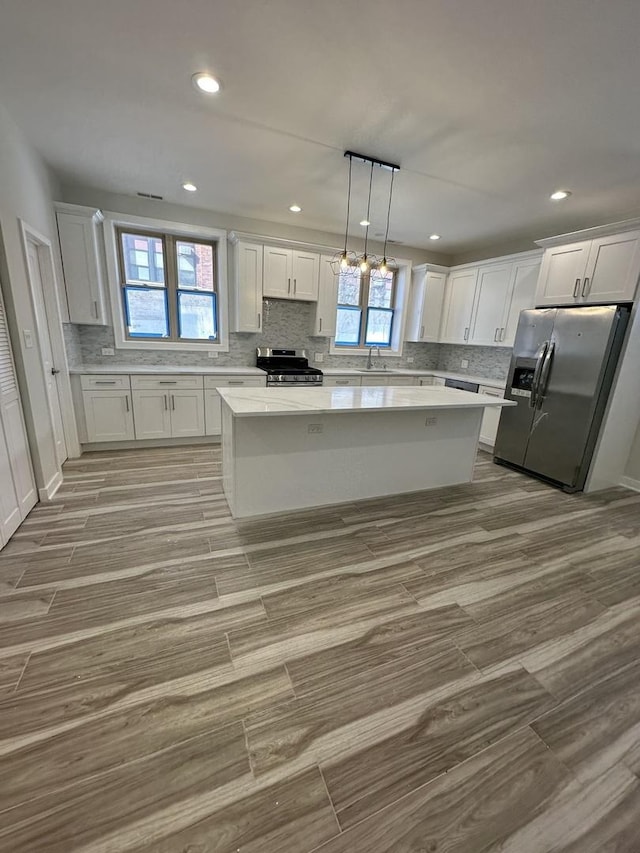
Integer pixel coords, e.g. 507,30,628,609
208,351,219,358
425,416,438,427
308,423,323,434
461,359,469,369
314,353,324,363
101,347,115,356
407,356,414,363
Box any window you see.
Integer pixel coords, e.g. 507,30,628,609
335,266,396,348
117,229,217,342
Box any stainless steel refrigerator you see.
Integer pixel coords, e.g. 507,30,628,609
494,304,630,492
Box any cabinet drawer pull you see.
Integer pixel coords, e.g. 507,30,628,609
336,380,349,385
573,278,581,297
582,277,590,297
228,381,245,385
164,394,168,411
319,318,323,332
125,396,130,412
288,278,291,293
95,380,117,385
159,381,177,384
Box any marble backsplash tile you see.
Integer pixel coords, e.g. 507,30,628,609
62,323,83,370
74,298,440,370
436,344,512,381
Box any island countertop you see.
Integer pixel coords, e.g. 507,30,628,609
218,385,515,417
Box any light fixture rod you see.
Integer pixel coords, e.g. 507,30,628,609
342,154,353,255
344,150,400,173
382,167,396,261
363,160,374,260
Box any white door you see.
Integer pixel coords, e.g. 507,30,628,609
470,263,512,345
83,391,135,442
313,255,338,337
440,269,478,343
25,241,67,467
169,390,205,437
234,242,263,332
291,251,319,301
535,241,590,306
583,231,640,303
204,390,222,436
0,417,21,544
421,272,447,342
502,260,540,346
263,247,291,298
132,390,172,439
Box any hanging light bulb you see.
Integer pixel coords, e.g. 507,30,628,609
379,258,388,276
340,252,349,269
360,255,369,273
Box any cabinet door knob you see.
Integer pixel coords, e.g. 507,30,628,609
582,277,590,297
288,278,291,293
171,395,176,411
573,278,581,297
164,395,168,410
319,318,323,332
464,327,469,341
51,367,60,375
257,313,261,328
420,325,425,338
494,328,499,341
93,300,99,318
125,396,130,412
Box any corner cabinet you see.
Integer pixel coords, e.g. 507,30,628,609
263,247,319,301
536,230,640,306
55,203,107,325
405,266,447,343
311,255,338,337
230,240,263,333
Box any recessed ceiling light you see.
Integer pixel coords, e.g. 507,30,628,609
182,182,197,192
550,189,571,201
429,234,441,240
360,219,371,227
289,204,302,213
192,72,221,94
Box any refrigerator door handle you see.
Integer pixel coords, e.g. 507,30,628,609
529,341,549,409
537,341,556,406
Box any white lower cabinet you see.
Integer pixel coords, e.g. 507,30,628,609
204,376,265,436
130,376,205,439
168,390,205,437
478,385,505,448
84,390,136,442
132,390,173,439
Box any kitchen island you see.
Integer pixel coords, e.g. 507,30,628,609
219,385,514,518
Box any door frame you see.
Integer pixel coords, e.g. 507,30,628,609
19,220,80,464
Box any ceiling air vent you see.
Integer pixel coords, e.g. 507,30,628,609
136,191,164,201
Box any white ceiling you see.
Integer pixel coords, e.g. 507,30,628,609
2,0,640,254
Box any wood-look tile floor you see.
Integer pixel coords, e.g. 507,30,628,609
1,445,640,852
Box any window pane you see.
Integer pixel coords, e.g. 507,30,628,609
121,233,165,285
176,241,214,291
178,291,217,340
337,268,362,306
335,306,362,346
365,308,393,346
368,270,394,308
124,286,169,337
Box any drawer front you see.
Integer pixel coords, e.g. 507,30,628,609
203,375,265,389
130,375,204,390
418,376,435,386
478,385,505,397
81,374,131,390
324,376,361,387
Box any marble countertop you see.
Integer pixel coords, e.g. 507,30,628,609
218,385,515,417
70,365,264,376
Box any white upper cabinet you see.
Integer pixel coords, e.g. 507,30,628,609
55,203,107,325
440,269,478,343
536,229,640,306
312,255,338,337
405,268,447,343
469,263,512,345
502,259,541,346
231,241,263,333
263,247,319,301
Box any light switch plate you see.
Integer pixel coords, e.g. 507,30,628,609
314,353,324,363
23,329,34,348
407,356,414,363
461,359,469,369
208,351,219,358
101,347,115,356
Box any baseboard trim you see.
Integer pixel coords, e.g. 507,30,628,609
80,435,220,453
38,469,63,502
619,475,640,493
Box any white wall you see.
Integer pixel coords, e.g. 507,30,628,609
0,102,64,494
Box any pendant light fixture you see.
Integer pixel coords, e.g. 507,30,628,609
331,151,400,278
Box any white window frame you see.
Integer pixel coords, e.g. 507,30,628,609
329,259,412,358
103,212,230,352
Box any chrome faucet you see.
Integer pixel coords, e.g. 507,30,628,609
367,345,381,369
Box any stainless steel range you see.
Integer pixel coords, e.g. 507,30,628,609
256,348,323,387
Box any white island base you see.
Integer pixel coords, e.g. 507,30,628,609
219,386,513,519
